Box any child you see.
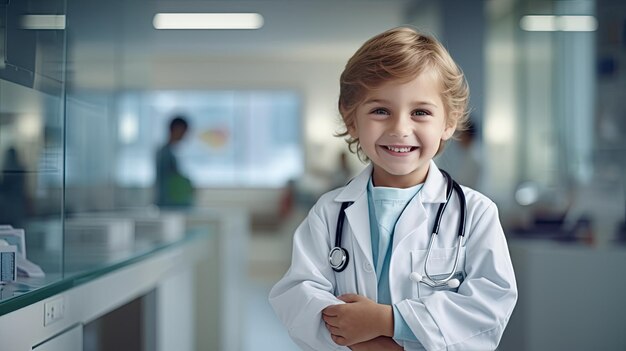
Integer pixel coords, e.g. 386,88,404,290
269,27,517,351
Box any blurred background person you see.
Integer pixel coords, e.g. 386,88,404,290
437,119,481,190
328,151,354,190
155,116,194,208
0,147,30,227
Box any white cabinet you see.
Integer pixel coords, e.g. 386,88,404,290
500,240,626,351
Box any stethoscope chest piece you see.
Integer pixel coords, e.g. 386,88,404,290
329,246,349,272
330,201,352,272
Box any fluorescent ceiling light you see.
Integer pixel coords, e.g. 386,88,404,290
520,15,597,32
520,15,557,31
153,13,264,30
21,15,66,30
559,15,598,32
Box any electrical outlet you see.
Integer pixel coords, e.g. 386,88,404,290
44,297,64,326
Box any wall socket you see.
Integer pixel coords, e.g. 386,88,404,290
44,297,64,326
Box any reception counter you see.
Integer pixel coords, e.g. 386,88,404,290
0,230,209,351
0,207,249,351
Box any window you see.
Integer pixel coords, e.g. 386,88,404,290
115,90,303,188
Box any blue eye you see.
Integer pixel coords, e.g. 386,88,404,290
371,108,389,115
412,109,431,116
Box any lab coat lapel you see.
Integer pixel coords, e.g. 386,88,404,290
335,164,375,269
344,195,374,268
392,161,448,250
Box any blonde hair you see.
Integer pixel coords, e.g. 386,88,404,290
337,26,470,160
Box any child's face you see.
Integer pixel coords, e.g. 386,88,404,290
348,70,455,188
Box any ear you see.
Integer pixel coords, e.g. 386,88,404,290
441,120,457,141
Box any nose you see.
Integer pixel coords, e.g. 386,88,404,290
388,116,411,138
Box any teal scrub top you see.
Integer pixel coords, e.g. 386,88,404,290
367,178,422,342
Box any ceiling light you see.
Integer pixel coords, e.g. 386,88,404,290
21,15,66,30
559,15,598,32
520,15,558,31
153,13,264,30
520,15,597,32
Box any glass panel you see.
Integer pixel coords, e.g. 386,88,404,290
61,0,199,277
0,0,66,302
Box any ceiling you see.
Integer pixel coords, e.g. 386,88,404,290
68,0,417,62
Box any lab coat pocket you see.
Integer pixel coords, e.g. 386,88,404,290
411,247,466,298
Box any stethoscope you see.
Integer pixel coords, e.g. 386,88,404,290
328,170,467,289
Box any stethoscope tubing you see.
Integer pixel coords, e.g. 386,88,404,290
423,171,466,287
422,233,463,287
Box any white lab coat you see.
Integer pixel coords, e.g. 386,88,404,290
269,162,517,351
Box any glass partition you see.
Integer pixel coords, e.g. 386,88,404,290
0,0,66,301
0,0,216,310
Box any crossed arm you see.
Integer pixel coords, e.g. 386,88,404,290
322,294,404,350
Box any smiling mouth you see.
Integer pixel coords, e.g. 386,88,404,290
383,145,418,153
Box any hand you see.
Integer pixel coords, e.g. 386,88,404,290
349,336,403,351
322,294,393,346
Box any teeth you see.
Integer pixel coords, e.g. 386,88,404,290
386,146,412,153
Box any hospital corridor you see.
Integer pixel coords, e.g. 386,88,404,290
1,0,626,350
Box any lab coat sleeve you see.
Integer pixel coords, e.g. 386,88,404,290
269,202,350,351
395,201,518,351
393,305,419,341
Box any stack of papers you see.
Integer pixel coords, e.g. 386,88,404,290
0,225,45,278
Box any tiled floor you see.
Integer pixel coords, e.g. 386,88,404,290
243,212,306,351
242,277,298,351
243,226,299,351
